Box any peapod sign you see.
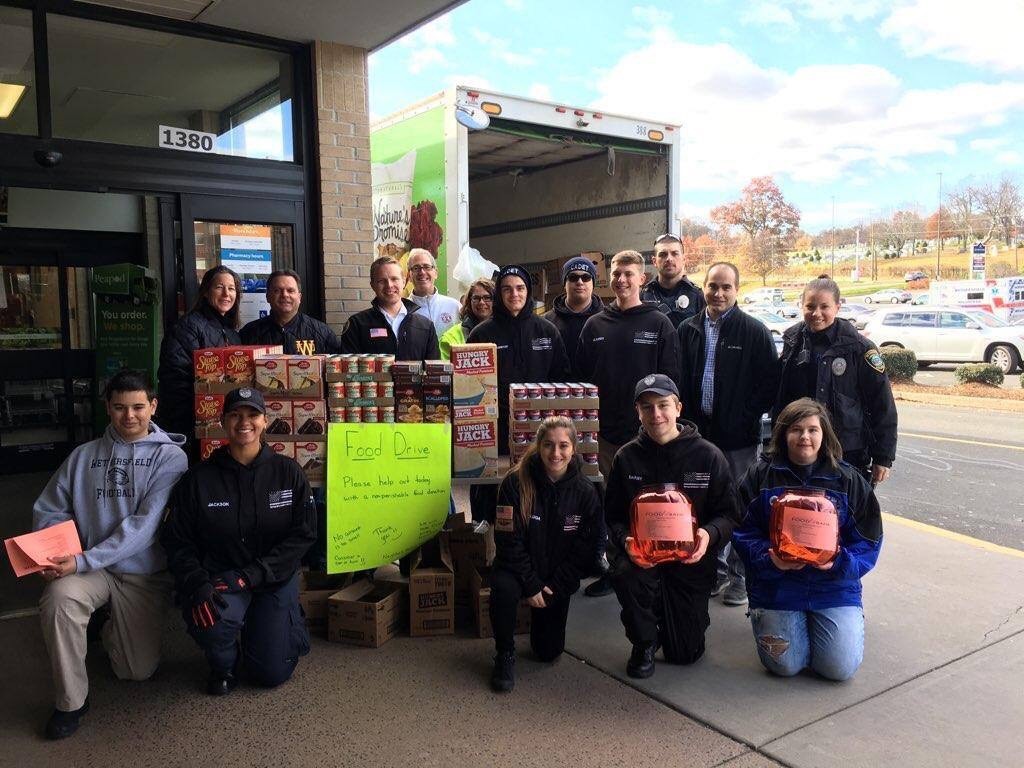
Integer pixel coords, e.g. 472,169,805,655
91,264,160,432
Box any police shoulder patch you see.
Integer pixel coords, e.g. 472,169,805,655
495,505,515,533
865,349,885,373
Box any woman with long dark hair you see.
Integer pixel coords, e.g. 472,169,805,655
157,266,242,445
733,397,882,681
488,416,600,693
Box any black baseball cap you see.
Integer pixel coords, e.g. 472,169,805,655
633,374,679,401
223,386,266,414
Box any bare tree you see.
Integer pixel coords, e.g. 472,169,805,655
880,210,922,257
945,185,980,251
975,177,1022,246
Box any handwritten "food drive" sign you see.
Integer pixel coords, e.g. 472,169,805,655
326,423,452,573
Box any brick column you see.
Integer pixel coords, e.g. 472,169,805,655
312,41,374,329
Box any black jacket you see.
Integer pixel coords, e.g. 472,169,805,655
240,311,342,355
338,299,440,361
575,302,681,445
156,305,241,439
467,287,570,451
678,307,781,450
640,277,706,328
774,319,897,468
605,421,742,583
161,445,316,596
493,455,600,598
543,294,604,378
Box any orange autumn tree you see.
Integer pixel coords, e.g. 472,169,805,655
711,176,801,285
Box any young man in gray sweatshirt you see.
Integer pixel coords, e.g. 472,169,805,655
33,369,188,740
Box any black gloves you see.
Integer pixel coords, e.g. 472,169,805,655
189,582,227,630
212,571,249,594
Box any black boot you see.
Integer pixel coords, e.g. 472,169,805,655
206,670,237,696
490,651,515,693
627,643,656,679
44,698,89,740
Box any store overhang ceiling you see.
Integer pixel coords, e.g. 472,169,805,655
76,0,467,50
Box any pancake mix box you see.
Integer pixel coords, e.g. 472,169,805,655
450,343,498,409
453,416,499,479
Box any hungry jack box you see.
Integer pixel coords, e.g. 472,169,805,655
327,580,407,648
453,417,499,479
409,535,456,637
471,565,531,639
450,343,498,409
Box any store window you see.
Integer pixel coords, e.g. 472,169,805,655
0,266,62,351
0,6,36,136
47,14,294,160
194,221,294,326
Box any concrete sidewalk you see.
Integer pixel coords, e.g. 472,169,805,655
1,515,1020,767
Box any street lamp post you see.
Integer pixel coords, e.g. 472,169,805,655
831,195,836,278
937,171,943,280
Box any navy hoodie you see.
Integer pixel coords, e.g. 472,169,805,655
544,294,604,378
467,265,570,451
575,300,681,445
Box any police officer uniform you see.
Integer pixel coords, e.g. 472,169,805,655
774,317,897,476
161,388,316,693
640,276,706,328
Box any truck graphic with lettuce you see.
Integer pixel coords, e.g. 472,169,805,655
370,86,681,301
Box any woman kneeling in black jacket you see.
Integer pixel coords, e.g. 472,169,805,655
489,416,600,693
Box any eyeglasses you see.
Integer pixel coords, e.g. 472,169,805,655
408,264,435,273
470,295,493,302
566,273,593,283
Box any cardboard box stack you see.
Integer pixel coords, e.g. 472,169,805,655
408,534,456,637
446,511,495,610
298,569,353,634
193,349,328,483
450,343,500,479
422,360,453,424
470,565,532,639
193,344,281,461
327,580,408,648
509,382,601,477
541,251,610,308
325,354,397,425
392,361,424,424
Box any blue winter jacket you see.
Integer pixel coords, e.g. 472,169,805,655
733,455,882,611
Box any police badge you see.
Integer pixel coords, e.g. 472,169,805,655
676,295,690,310
831,358,847,376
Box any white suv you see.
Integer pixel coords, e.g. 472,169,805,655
860,306,1024,373
742,287,785,305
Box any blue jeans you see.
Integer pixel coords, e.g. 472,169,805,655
749,606,864,681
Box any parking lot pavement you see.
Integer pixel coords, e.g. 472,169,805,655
914,364,1019,390
565,517,1024,767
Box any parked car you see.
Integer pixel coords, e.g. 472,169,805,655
912,293,930,305
860,306,1024,373
746,300,799,319
837,302,875,330
904,270,928,282
742,287,785,305
862,288,912,304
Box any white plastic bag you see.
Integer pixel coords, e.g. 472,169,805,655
452,242,500,287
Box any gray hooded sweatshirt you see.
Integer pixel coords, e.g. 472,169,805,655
32,423,188,575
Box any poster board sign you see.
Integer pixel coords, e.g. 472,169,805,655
326,423,451,573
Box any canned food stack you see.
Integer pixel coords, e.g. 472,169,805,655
325,354,397,425
193,344,283,463
450,344,500,480
509,382,601,477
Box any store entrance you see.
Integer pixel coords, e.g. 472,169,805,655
0,228,144,474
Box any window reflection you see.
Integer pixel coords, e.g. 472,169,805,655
0,266,62,350
0,6,37,135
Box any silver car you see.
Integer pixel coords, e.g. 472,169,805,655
860,305,1024,373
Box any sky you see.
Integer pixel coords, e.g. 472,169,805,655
368,0,1024,235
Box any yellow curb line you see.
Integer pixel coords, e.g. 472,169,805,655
899,432,1024,451
882,513,1024,559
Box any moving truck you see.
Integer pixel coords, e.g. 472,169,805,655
929,277,1024,322
370,86,682,304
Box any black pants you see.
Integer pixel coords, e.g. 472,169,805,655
489,568,571,661
184,574,310,686
470,484,498,524
611,558,712,665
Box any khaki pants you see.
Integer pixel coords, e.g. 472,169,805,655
39,569,172,711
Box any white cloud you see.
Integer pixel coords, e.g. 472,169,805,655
590,33,1024,202
528,83,553,101
997,150,1022,165
741,2,797,29
969,137,1010,152
408,48,445,75
632,5,673,26
396,15,455,75
880,0,1024,74
790,0,886,25
445,73,494,92
504,0,525,10
470,28,535,68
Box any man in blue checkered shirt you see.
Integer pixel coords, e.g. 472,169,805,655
677,262,781,607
